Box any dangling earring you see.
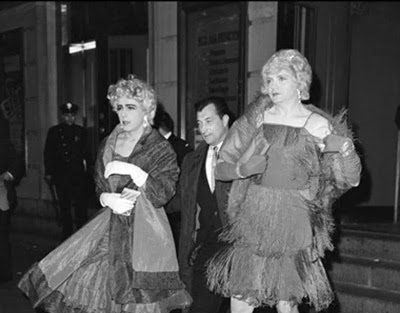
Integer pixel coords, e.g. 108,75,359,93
143,116,149,128
297,89,302,101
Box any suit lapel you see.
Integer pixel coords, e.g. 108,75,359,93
188,143,208,231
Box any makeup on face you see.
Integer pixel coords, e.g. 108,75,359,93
115,97,146,133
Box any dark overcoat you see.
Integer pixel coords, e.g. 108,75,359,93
171,141,231,293
44,123,88,180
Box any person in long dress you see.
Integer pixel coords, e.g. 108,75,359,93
206,49,362,313
18,74,192,313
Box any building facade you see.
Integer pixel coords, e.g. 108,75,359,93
0,1,399,234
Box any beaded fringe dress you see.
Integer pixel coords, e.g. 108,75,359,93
206,94,360,311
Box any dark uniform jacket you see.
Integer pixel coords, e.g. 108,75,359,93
170,141,231,293
44,123,88,180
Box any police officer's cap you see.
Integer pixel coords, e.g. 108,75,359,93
60,102,79,114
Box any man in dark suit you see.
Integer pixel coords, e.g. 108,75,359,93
44,102,89,239
170,96,235,313
0,111,24,283
154,108,193,251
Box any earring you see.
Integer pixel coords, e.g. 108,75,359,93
297,89,302,101
143,116,149,128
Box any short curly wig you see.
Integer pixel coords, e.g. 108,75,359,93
261,49,312,101
107,74,157,125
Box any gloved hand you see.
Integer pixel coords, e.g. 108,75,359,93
323,134,354,157
239,155,268,177
100,192,135,215
215,154,268,181
104,160,148,187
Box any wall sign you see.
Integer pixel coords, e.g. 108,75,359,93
179,2,246,147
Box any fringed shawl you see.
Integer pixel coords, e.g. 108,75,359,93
217,93,272,219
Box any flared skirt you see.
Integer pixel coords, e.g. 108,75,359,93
18,209,192,313
206,184,333,311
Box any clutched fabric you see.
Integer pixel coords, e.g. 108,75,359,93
132,191,179,272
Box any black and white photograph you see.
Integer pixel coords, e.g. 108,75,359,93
0,2,399,313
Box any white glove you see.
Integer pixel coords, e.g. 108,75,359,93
104,161,148,187
100,192,135,215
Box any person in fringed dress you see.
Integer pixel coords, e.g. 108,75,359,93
18,74,192,313
206,49,362,313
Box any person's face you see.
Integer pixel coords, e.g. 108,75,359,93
115,96,146,133
265,68,299,104
197,103,229,146
62,113,76,125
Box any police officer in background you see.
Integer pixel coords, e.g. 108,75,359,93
44,102,89,239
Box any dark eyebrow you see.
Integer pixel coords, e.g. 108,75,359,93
116,103,137,107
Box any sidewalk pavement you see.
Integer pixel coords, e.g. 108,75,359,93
0,232,55,313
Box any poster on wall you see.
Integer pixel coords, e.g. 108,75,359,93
182,2,245,148
0,28,25,168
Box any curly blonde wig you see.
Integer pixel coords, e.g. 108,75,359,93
107,74,157,125
261,49,312,101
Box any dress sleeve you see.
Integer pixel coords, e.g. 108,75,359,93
141,141,180,208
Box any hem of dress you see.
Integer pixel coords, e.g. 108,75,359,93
206,245,333,311
18,261,192,313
